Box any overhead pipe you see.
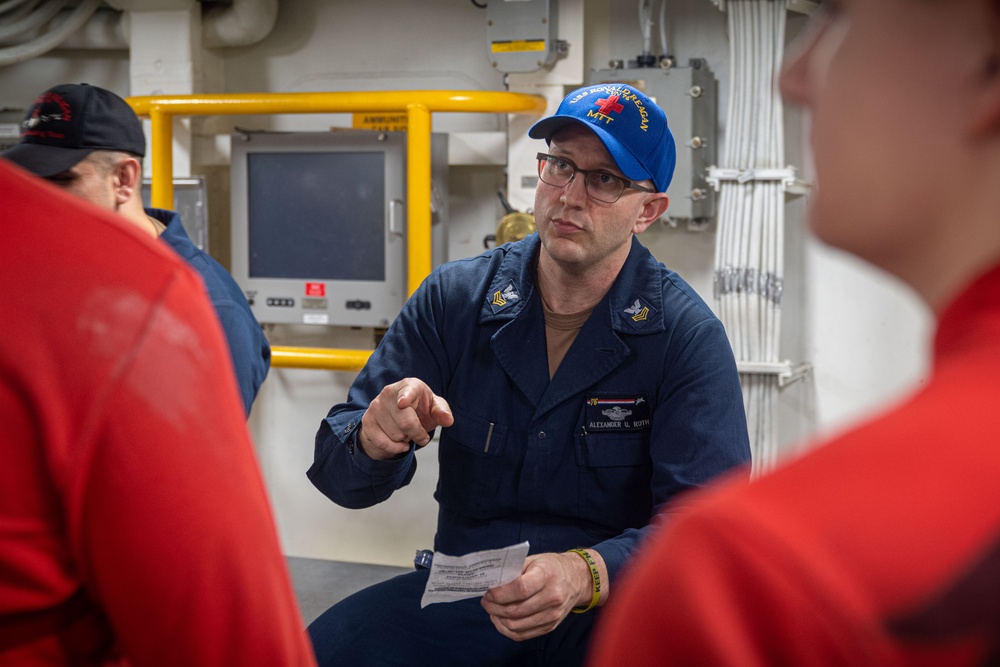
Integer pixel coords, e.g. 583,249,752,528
0,0,41,21
0,0,280,66
57,8,128,50
0,0,100,66
1,8,128,51
202,0,277,48
0,0,70,42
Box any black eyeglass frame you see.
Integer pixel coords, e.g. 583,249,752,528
535,152,655,203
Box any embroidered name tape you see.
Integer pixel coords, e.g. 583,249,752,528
583,395,651,432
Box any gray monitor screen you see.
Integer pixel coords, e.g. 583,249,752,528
247,151,385,281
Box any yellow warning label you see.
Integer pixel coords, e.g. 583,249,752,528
352,112,408,132
491,39,546,53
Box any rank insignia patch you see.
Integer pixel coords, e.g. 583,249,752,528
621,297,657,330
489,282,520,314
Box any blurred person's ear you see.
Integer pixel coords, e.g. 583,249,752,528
113,157,141,206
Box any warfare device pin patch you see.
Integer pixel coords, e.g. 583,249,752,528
583,395,651,432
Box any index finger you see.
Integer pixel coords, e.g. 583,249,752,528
395,380,454,430
393,378,432,409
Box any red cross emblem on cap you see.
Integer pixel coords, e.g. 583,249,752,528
595,95,625,116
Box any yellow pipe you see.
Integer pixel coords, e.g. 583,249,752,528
406,103,432,296
149,109,173,210
127,90,547,117
126,90,547,370
270,346,371,372
130,91,546,219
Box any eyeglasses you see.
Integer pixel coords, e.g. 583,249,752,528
536,152,654,204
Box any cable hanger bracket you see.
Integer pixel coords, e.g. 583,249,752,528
736,360,812,389
710,0,820,15
706,166,811,197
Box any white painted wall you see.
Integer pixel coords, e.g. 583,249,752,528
0,0,932,568
224,0,513,567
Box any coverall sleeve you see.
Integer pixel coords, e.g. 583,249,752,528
308,271,452,509
214,298,271,416
71,270,316,666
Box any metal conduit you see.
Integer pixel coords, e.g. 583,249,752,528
127,90,547,372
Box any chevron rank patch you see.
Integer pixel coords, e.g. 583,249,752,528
489,281,520,314
620,297,657,330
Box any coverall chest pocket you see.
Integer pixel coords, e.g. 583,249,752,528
575,431,650,467
574,430,653,530
574,393,652,467
437,408,508,520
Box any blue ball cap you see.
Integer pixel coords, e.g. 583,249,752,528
528,83,676,193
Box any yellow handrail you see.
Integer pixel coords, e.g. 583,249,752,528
127,90,547,372
269,346,371,372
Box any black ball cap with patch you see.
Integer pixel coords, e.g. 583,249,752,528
1,83,145,178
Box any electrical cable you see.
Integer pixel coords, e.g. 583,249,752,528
0,0,31,14
713,0,787,477
0,0,40,22
638,0,654,59
470,0,487,9
0,0,69,42
0,0,100,66
658,0,668,59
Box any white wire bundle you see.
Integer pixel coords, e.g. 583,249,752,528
659,0,669,57
639,0,655,59
713,0,786,477
638,0,671,61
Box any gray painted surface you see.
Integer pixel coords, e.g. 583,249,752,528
288,556,410,625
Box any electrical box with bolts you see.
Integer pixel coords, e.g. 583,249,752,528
486,0,558,73
589,60,718,227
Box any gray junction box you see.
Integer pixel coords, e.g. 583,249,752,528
487,0,559,73
589,61,718,224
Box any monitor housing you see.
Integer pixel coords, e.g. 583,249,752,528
231,129,446,328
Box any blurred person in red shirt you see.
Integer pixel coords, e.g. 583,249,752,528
588,1,1000,665
0,160,316,666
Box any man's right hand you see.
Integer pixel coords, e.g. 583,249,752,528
357,378,454,460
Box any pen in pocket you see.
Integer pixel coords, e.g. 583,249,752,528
484,422,495,453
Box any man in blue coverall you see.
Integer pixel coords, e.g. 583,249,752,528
1,83,270,415
307,83,751,665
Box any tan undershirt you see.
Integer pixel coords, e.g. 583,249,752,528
541,296,595,380
147,215,167,236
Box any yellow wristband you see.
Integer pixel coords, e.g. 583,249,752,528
567,548,601,613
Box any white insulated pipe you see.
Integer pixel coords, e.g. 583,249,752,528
202,0,277,49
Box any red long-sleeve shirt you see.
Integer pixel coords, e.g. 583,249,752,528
589,263,1000,666
0,161,316,666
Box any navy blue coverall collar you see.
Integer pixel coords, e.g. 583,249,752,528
479,233,666,419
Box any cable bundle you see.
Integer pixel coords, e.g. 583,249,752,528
713,0,787,476
0,0,103,67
